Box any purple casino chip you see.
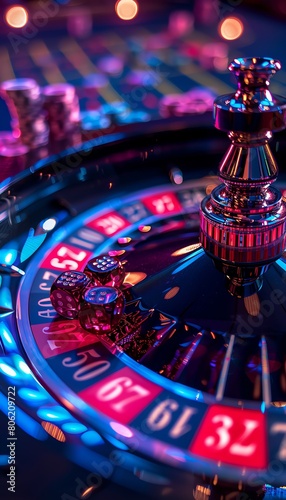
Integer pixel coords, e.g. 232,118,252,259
42,83,76,102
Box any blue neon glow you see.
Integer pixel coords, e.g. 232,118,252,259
1,324,14,345
20,231,47,263
0,363,17,377
276,259,286,273
106,435,129,450
81,430,104,447
0,393,47,440
10,354,32,378
0,249,17,265
37,405,71,421
18,388,48,404
0,324,17,352
165,448,187,462
18,360,31,374
61,422,88,434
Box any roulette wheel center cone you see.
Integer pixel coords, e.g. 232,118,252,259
129,57,286,339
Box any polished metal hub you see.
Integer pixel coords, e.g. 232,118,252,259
200,57,286,296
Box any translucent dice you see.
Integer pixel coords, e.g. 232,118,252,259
84,254,125,287
50,271,91,319
79,286,125,333
50,254,126,330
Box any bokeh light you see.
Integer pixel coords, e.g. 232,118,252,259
219,17,244,41
115,0,138,21
5,6,28,28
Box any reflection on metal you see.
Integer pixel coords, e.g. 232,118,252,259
0,306,13,317
205,184,218,195
81,486,98,499
108,249,126,256
261,336,271,407
171,243,201,256
138,225,151,233
124,272,147,285
164,286,180,300
110,421,133,437
117,237,132,245
201,57,286,297
159,313,172,325
244,294,260,316
216,334,235,401
41,422,66,442
162,331,201,379
271,402,286,407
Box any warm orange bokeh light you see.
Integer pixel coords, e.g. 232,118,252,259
5,5,28,28
219,17,244,41
115,0,138,21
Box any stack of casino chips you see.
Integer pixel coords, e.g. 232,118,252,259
42,83,81,143
0,78,49,149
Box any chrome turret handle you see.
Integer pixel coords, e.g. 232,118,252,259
214,57,286,134
200,57,286,297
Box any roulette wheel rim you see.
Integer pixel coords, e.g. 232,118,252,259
1,112,286,497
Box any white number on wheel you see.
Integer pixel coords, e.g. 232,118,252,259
96,376,150,412
204,414,258,456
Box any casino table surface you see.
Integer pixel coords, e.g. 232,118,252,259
1,2,286,500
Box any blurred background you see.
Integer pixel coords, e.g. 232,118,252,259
0,0,285,147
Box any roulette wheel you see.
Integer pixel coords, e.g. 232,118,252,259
1,2,286,500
